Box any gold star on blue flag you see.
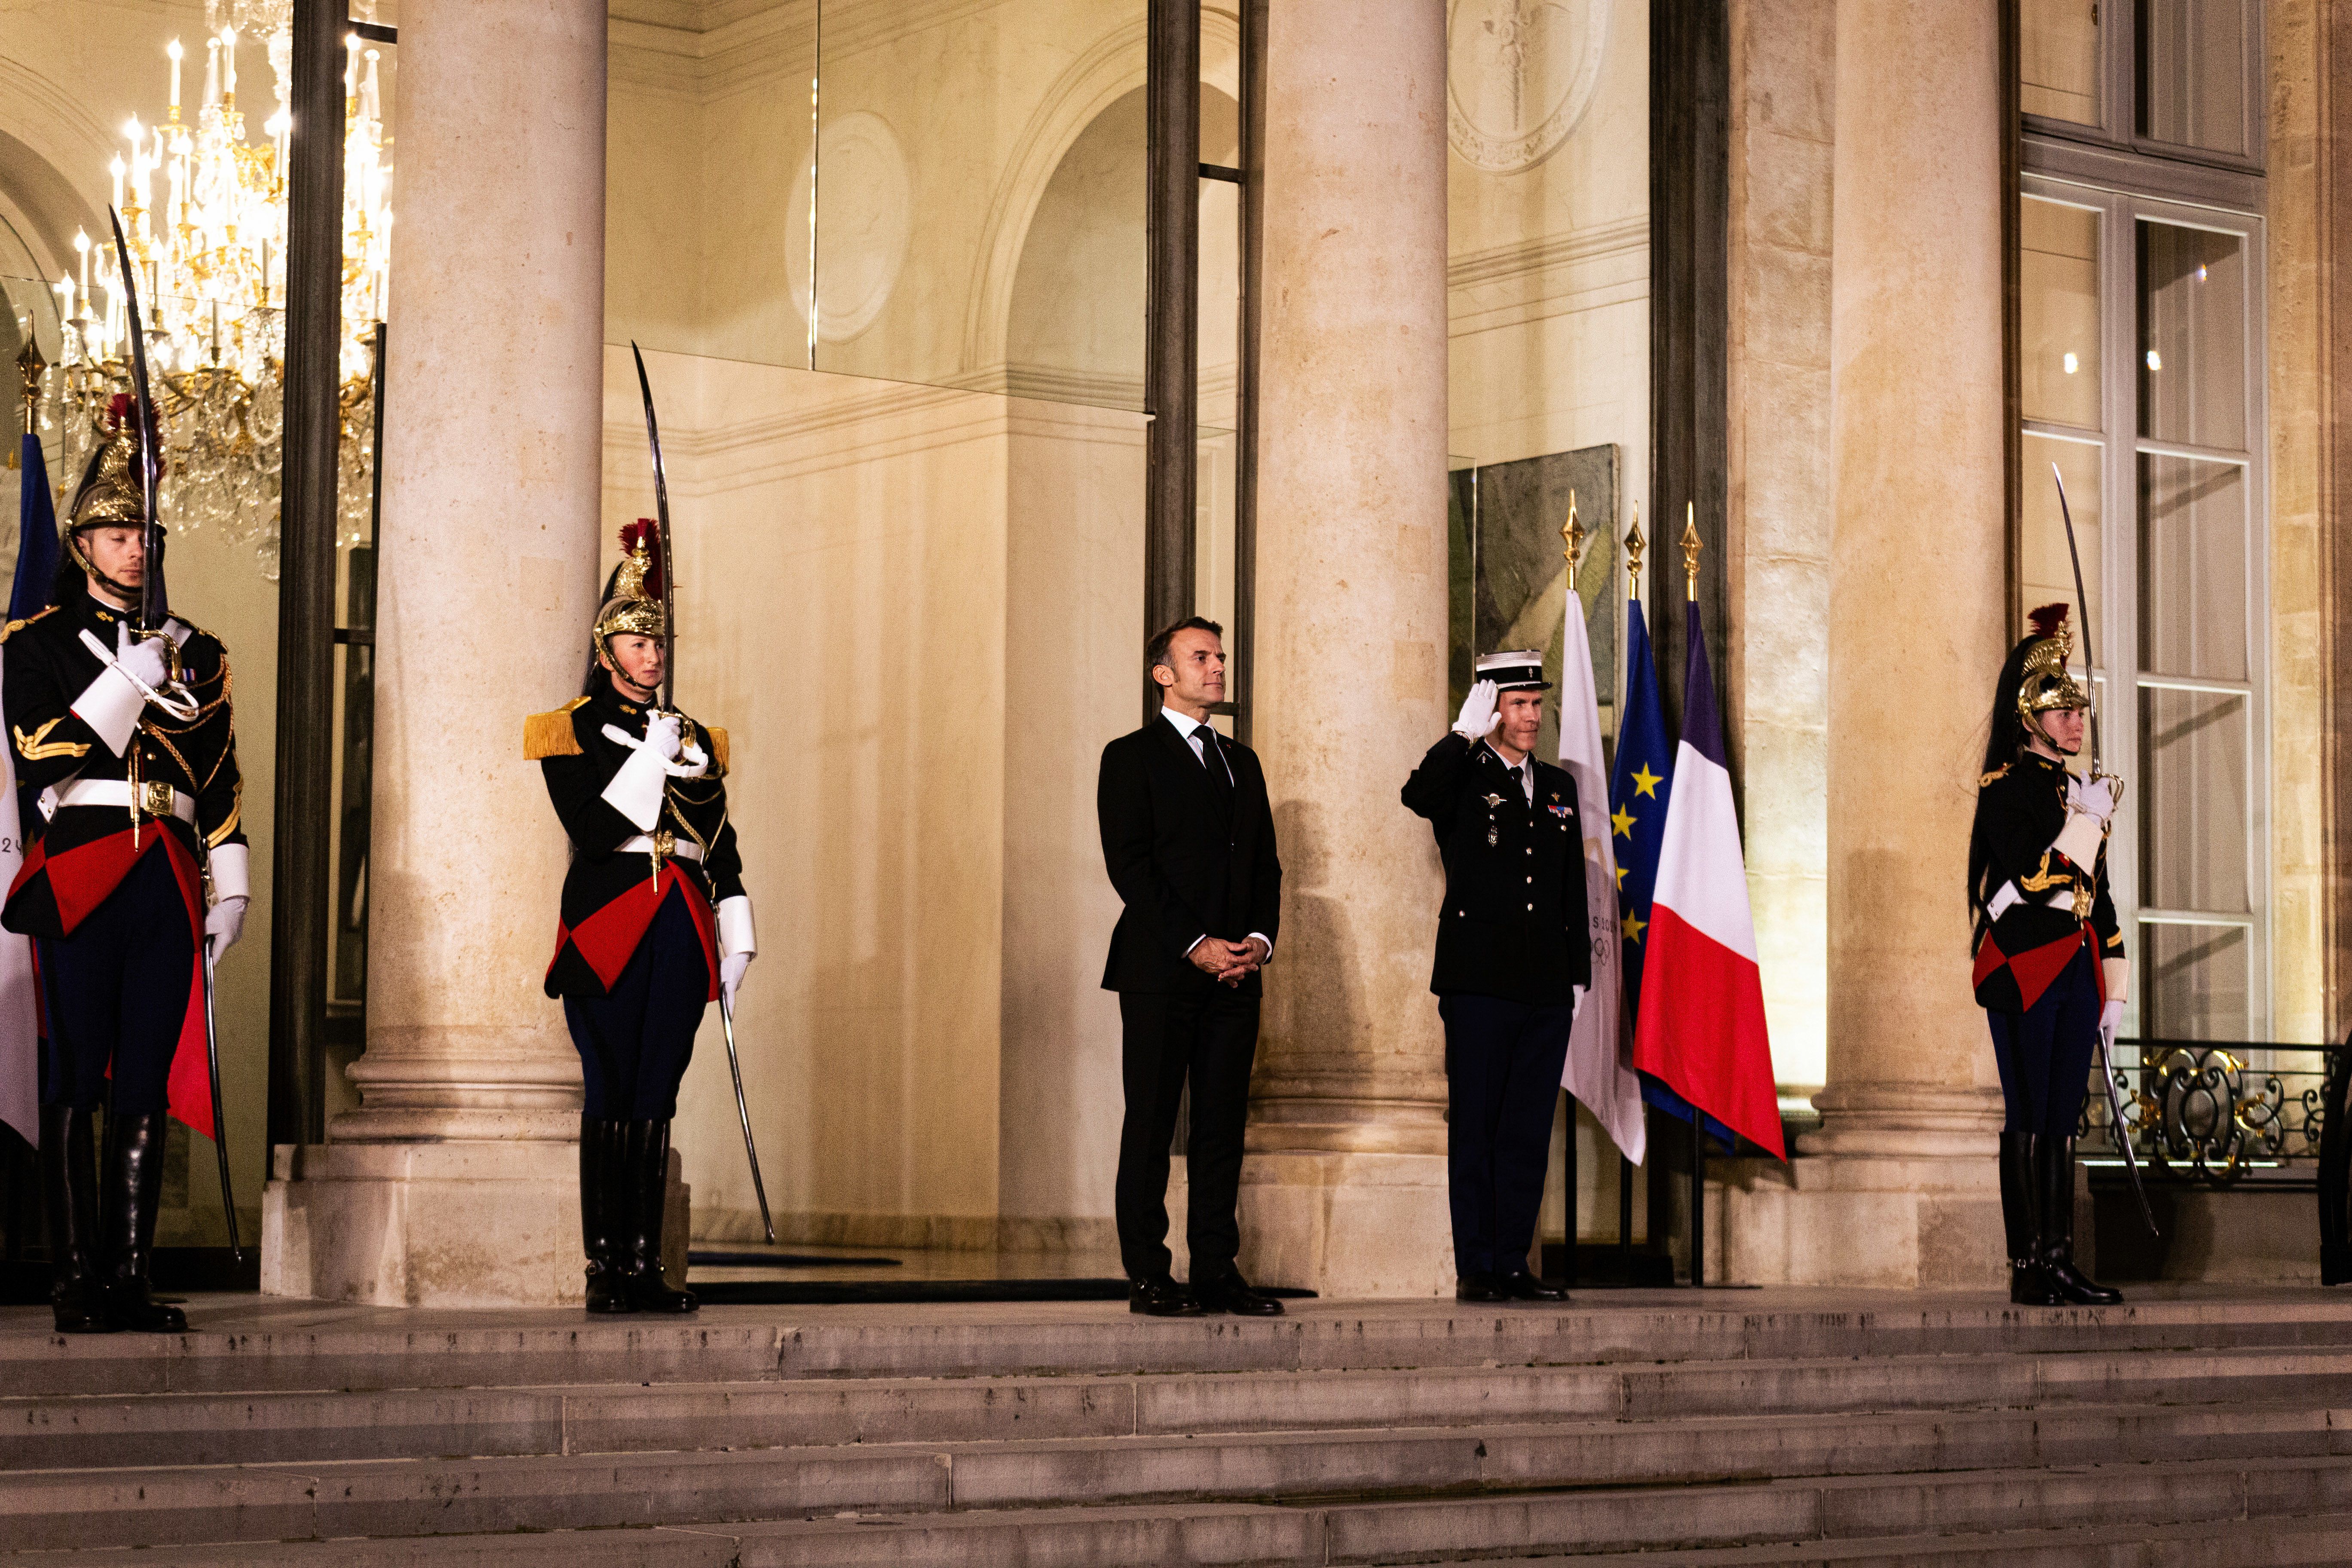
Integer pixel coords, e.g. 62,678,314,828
1608,594,1672,1030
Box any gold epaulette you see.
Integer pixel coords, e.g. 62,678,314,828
703,726,729,775
1978,764,2012,787
523,696,591,760
0,605,58,644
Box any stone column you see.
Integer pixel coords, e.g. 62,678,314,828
1723,0,2011,1287
261,0,609,1307
1239,0,1455,1298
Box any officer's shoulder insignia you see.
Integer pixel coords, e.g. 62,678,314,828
1978,764,2012,787
703,725,730,775
0,605,58,644
523,696,592,760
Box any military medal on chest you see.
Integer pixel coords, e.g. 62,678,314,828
1482,792,1504,847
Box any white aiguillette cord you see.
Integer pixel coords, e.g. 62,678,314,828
77,627,200,722
601,719,709,778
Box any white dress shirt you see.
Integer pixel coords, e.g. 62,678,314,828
1484,740,1536,803
1160,705,1274,965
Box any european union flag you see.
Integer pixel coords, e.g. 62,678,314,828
1608,594,1672,1029
13,427,56,621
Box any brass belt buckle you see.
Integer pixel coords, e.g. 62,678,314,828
140,780,175,821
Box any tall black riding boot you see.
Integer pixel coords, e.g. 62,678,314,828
2000,1132,2055,1306
99,1111,186,1332
40,1106,111,1333
581,1116,630,1314
2036,1134,2121,1306
622,1120,697,1313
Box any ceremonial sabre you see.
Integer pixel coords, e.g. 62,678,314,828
110,209,239,1259
629,343,771,1239
2052,462,2156,1238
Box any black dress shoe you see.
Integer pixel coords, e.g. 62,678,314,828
1496,1268,1567,1303
1194,1271,1285,1316
1127,1275,1205,1316
1455,1270,1507,1303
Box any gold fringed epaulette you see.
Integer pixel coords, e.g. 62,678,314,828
1978,764,2012,787
0,605,58,644
523,696,591,760
704,726,729,776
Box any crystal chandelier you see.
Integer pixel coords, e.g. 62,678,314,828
41,0,391,580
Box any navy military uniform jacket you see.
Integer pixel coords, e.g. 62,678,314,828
1096,717,1282,997
0,592,245,940
1969,749,2124,1014
1402,732,1591,1007
527,685,743,1000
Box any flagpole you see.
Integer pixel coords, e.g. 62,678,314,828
1683,507,1704,1287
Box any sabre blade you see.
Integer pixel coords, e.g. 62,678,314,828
719,994,774,1243
2050,462,2100,772
630,343,677,712
105,209,165,631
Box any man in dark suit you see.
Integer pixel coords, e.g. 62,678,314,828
1097,616,1284,1317
1402,651,1591,1304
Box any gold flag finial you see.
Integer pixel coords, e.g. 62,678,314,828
1562,489,1585,571
1681,501,1702,603
1623,502,1646,600
15,336,44,438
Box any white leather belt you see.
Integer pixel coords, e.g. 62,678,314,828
618,833,702,862
43,778,196,825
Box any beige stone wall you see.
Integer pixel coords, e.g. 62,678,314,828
2266,0,2328,1048
1725,0,1834,1094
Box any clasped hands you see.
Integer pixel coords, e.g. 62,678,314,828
1191,934,1269,988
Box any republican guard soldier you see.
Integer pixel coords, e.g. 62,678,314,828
5,395,249,1333
1969,603,2125,1307
526,521,756,1314
1403,650,1590,1303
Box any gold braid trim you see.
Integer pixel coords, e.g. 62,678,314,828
2017,851,2073,893
1978,764,2011,787
206,787,242,848
703,725,729,776
524,697,590,760
0,606,58,644
13,717,89,761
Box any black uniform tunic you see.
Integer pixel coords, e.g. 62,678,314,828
1970,750,2126,1135
530,684,743,1119
0,592,245,1122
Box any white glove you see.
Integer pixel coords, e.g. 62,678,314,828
643,709,683,763
2067,772,2117,827
2100,997,2124,1038
1452,680,1501,741
117,623,170,692
720,951,750,1009
205,895,247,960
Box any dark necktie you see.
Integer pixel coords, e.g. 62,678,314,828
1198,726,1235,817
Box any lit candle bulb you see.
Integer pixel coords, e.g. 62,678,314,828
167,39,182,120
54,276,71,338
220,28,237,103
74,229,89,300
203,36,219,111
345,32,361,98
107,155,122,213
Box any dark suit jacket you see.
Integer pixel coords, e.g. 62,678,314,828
1097,715,1282,996
1400,732,1591,1006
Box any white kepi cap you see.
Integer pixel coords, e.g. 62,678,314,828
1474,649,1551,692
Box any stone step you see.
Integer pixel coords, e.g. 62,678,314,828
1437,1511,2352,1566
1,1402,2343,1553
10,1295,2352,1397
8,1343,2352,1473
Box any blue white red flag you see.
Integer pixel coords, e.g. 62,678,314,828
1608,595,1671,1034
0,427,55,1146
1633,599,1785,1159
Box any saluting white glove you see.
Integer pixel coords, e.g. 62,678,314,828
643,708,683,763
1452,680,1501,741
2067,772,2118,827
205,896,247,960
116,622,170,693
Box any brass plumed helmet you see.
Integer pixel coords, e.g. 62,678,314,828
592,518,667,649
67,393,158,530
2016,601,2090,726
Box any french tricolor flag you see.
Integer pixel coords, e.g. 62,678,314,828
1632,599,1785,1160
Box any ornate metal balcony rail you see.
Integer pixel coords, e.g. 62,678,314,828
2077,1037,2352,1188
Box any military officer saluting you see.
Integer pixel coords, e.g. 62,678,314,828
525,521,755,1314
4,394,249,1333
1969,603,2125,1308
1403,651,1590,1303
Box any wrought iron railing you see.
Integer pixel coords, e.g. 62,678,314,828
2078,1037,2351,1188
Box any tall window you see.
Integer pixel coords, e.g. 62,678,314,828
2018,0,2266,1039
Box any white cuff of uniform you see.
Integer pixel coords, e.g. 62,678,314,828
2052,811,2104,871
70,667,145,756
1246,931,1273,962
2103,955,2129,1007
717,894,756,960
208,841,249,904
600,742,669,830
1987,882,2021,919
